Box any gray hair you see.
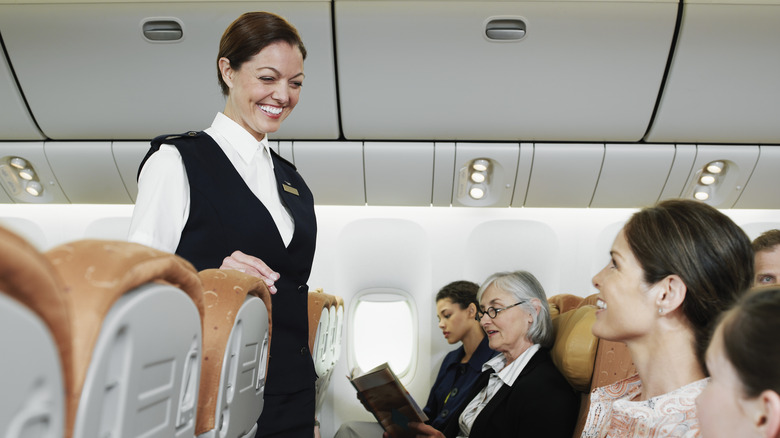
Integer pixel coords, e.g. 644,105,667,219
477,270,554,348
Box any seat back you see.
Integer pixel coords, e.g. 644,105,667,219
548,293,636,438
0,226,68,438
195,269,272,438
308,291,345,423
44,239,204,438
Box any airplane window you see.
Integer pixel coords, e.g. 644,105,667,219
350,289,417,381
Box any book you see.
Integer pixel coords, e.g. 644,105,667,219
348,362,429,438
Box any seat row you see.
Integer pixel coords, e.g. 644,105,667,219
0,226,274,438
308,290,345,421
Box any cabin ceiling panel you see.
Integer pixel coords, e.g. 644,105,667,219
293,142,365,205
112,141,151,203
45,142,132,204
0,1,339,141
431,143,456,207
0,47,42,140
645,1,780,144
364,143,434,206
524,143,604,207
590,144,675,208
657,144,696,201
733,146,780,209
335,0,677,141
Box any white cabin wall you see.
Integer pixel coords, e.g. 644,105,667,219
2,204,780,437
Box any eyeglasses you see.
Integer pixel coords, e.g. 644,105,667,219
475,300,527,321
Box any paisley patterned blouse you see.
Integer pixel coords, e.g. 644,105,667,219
581,374,709,438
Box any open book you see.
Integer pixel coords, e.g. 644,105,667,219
349,363,429,438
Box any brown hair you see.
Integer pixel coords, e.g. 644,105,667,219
623,199,753,368
435,280,480,310
721,287,780,397
217,11,307,96
752,229,780,254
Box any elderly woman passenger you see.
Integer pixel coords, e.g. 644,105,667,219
408,270,579,438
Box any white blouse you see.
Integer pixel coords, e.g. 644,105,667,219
128,112,293,252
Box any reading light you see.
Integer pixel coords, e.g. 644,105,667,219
472,159,489,172
18,168,34,181
471,171,486,183
9,157,27,169
706,161,725,174
25,181,42,197
469,185,486,200
699,174,716,185
694,188,710,201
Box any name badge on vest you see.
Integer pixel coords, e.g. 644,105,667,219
283,183,299,196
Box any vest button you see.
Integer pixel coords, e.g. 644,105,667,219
187,131,198,136
300,346,308,355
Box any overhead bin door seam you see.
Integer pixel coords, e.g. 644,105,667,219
329,1,345,140
586,145,607,208
642,0,685,143
0,32,45,139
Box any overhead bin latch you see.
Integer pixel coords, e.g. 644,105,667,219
485,18,526,41
142,19,184,42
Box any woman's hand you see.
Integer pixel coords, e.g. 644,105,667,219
220,250,280,293
382,422,445,438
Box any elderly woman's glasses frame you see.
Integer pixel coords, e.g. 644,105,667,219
475,300,527,321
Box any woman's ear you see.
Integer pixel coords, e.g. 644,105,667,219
656,274,687,315
467,302,477,318
758,390,780,438
218,57,234,89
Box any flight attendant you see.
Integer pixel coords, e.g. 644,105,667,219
128,12,317,438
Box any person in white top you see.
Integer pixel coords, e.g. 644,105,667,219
128,12,319,438
406,271,578,438
582,199,754,438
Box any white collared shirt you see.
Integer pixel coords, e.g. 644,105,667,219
457,344,541,438
128,113,294,252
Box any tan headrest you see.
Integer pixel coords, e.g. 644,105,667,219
44,239,203,438
548,293,585,318
551,305,599,393
196,269,272,435
0,226,74,428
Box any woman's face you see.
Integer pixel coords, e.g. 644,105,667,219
436,298,474,345
478,284,534,360
221,41,304,141
697,323,761,438
591,229,657,342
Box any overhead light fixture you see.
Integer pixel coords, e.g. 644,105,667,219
699,174,716,185
9,157,28,169
25,181,43,197
706,161,725,174
694,187,710,201
472,159,489,172
18,168,34,181
469,185,486,200
470,170,486,183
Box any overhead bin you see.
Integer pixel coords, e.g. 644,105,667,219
0,0,339,141
646,0,780,144
334,0,678,142
0,47,42,140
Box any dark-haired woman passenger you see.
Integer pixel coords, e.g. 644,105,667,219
129,12,317,438
582,199,754,437
696,287,780,438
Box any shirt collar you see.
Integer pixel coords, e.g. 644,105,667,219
212,112,273,167
482,343,540,386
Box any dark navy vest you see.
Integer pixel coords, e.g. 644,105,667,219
139,131,317,393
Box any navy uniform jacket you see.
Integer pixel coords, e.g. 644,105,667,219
441,348,579,438
139,131,318,395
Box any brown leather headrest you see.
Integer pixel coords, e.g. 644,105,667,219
307,291,331,353
196,268,272,435
550,305,599,393
44,239,203,438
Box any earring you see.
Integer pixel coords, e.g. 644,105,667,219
658,308,663,315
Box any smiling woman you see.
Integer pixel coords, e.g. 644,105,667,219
128,11,319,438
